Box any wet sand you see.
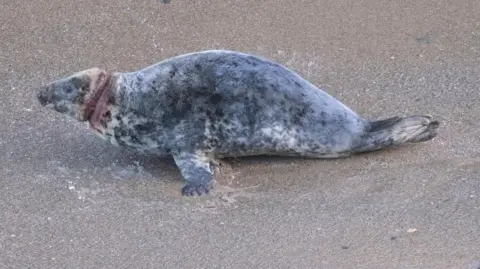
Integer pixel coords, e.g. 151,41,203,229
1,0,479,268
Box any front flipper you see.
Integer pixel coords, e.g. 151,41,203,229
172,152,213,196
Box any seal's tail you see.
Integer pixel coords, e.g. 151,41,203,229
353,115,440,153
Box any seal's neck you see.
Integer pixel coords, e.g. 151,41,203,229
85,73,118,132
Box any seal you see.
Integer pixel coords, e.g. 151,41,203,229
35,50,440,196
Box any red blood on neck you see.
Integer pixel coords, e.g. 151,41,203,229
84,73,112,131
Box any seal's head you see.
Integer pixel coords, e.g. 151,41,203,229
36,68,111,123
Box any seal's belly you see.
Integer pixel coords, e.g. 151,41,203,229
212,120,355,159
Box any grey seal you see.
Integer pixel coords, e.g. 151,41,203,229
35,50,440,196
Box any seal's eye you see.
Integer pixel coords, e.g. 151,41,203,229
65,87,73,94
71,77,89,92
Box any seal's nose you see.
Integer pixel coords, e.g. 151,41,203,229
36,87,50,106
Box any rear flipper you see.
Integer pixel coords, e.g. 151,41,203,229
353,115,440,153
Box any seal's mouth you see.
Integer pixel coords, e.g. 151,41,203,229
84,72,112,126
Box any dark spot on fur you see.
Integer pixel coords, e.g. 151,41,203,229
195,63,202,71
114,134,127,147
215,108,224,117
205,110,214,123
209,93,222,105
135,122,156,133
298,107,306,117
169,66,178,79
245,56,258,67
294,81,302,88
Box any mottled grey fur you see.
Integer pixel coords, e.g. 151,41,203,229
35,50,440,196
